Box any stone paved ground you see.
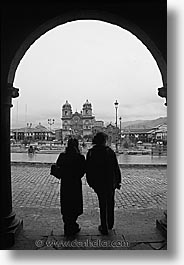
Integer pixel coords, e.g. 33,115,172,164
10,164,167,250
12,164,167,211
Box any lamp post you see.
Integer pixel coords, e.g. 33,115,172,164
69,127,72,138
135,134,139,148
119,116,122,147
27,122,32,127
114,100,119,152
48,119,55,133
48,119,55,149
26,122,32,143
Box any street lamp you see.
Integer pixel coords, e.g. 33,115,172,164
48,119,55,148
27,122,32,128
48,119,55,132
69,127,72,138
114,100,119,152
26,122,32,142
119,117,122,147
135,134,139,147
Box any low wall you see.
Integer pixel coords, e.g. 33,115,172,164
11,161,167,168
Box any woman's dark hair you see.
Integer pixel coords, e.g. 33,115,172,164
66,138,80,153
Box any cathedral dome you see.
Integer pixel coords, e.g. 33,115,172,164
62,100,71,109
83,99,92,109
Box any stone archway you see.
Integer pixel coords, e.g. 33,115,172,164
1,8,167,249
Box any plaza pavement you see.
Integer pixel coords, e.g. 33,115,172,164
10,163,167,250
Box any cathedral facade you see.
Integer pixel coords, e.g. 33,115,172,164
61,100,95,140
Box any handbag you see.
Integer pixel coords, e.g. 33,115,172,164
50,164,61,179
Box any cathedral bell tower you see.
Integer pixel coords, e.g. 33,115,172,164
61,100,72,139
82,99,94,136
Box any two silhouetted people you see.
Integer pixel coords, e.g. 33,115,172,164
86,132,121,235
56,133,121,237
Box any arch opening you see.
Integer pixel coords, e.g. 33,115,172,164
10,16,166,129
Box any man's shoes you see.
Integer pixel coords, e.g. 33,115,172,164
98,225,108,235
75,226,81,234
64,227,81,237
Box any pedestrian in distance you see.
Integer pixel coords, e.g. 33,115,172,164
86,132,121,235
56,138,86,237
28,145,34,154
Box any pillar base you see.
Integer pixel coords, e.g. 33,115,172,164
0,211,23,249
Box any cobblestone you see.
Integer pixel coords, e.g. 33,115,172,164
10,164,167,250
11,165,167,211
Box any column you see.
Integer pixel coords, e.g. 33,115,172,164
0,84,23,249
158,84,167,106
156,83,167,238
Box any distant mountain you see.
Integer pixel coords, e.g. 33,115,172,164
122,117,167,129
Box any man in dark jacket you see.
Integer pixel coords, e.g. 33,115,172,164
86,132,121,235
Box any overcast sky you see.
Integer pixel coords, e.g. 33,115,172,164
11,20,166,129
